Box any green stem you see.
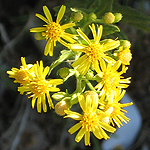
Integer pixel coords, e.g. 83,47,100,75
84,79,96,91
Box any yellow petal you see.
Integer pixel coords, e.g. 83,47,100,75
35,13,49,24
68,44,86,51
64,110,83,120
61,23,75,29
93,60,100,73
85,95,92,112
93,127,103,139
37,97,42,113
43,6,53,22
75,128,86,143
100,59,106,72
85,131,90,146
78,95,86,112
58,38,68,48
112,61,121,71
89,24,97,42
98,126,109,140
68,122,82,134
62,34,76,44
97,25,103,42
56,5,66,23
30,27,46,32
104,40,120,51
46,91,54,109
42,95,47,112
44,39,52,56
31,97,36,109
48,79,63,85
77,28,91,45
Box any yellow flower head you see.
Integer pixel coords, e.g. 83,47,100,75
95,59,131,101
69,23,120,76
30,5,76,56
7,57,34,84
118,46,132,65
104,90,133,128
18,60,63,113
64,92,116,146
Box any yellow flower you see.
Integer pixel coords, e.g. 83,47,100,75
103,90,133,128
95,59,131,101
69,23,120,75
118,46,132,65
30,5,76,56
18,60,63,113
64,93,116,146
7,57,34,84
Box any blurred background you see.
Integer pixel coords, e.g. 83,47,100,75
0,0,150,149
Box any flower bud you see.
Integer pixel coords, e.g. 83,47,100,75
88,12,97,21
34,32,45,40
84,91,98,101
55,100,69,116
120,40,131,49
72,12,83,22
103,12,115,24
118,46,132,65
114,13,123,23
57,67,70,79
86,71,94,80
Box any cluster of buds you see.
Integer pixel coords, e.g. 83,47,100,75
7,4,132,146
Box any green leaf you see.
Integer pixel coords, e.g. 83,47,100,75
102,24,120,36
113,3,150,24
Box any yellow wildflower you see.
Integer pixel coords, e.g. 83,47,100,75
69,23,120,75
95,59,131,101
18,60,63,113
118,46,132,65
64,93,116,146
103,90,133,128
30,5,76,56
7,57,34,85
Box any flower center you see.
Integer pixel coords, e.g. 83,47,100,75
42,22,63,41
103,72,120,90
118,49,132,65
80,111,99,132
30,79,49,96
86,43,104,62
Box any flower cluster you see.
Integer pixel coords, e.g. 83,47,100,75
7,57,63,113
7,4,133,146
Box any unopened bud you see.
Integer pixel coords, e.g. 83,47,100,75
84,91,98,100
55,100,69,116
86,71,94,80
57,67,70,79
89,12,97,21
34,32,45,40
120,40,131,49
114,13,123,23
72,12,83,22
103,12,115,24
